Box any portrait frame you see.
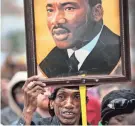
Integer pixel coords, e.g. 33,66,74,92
24,0,132,86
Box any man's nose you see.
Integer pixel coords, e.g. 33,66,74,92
64,97,74,109
52,11,66,25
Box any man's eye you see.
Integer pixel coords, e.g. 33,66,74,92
74,94,80,100
65,7,75,11
47,9,54,13
57,95,64,100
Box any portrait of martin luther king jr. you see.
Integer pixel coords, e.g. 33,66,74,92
39,0,121,78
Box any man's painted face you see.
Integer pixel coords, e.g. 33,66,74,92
46,0,93,49
51,88,81,125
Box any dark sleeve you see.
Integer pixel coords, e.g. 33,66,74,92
17,117,53,125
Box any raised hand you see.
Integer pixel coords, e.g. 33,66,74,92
22,75,46,124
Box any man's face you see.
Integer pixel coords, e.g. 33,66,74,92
46,0,93,49
108,111,135,125
50,88,81,125
37,87,51,110
14,87,24,104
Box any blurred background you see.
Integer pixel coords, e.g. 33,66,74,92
0,0,135,125
1,0,26,80
1,0,27,122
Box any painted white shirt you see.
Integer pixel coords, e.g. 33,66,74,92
67,25,103,70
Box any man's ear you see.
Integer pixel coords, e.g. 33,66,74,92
91,4,103,22
50,100,54,109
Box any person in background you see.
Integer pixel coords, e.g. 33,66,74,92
100,89,135,125
33,87,51,123
86,87,101,125
1,71,27,125
1,55,27,80
87,95,101,125
1,78,9,109
1,71,52,125
34,66,52,119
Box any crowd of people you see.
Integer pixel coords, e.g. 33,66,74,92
1,71,135,125
1,49,134,126
1,55,135,126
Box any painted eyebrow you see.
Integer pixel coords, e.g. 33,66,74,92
60,2,79,7
46,2,79,8
46,4,53,8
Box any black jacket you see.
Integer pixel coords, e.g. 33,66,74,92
40,25,120,78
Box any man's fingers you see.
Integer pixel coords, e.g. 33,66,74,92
24,85,45,98
23,81,46,92
27,81,46,90
24,85,45,96
22,76,39,89
29,85,45,93
27,89,44,98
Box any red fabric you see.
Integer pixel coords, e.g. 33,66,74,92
87,96,101,125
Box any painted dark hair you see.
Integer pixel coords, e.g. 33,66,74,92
88,0,102,7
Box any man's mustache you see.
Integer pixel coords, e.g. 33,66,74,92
52,25,70,34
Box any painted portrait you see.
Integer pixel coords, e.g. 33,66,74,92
34,0,121,78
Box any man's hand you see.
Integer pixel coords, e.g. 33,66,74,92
22,75,46,125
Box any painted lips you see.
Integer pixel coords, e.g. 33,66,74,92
52,28,69,41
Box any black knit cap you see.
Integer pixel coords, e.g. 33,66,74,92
101,89,135,125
